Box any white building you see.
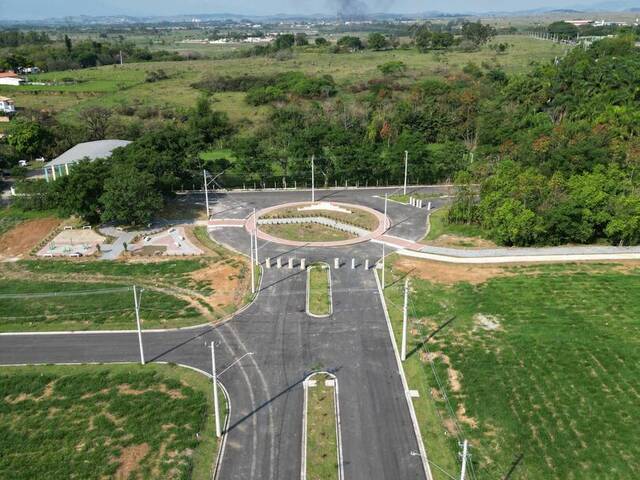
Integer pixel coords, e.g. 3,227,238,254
44,139,131,181
0,96,15,114
0,71,24,86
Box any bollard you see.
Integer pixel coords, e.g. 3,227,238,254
276,257,282,269
288,258,294,269
418,199,423,209
300,258,306,270
365,259,370,270
265,257,271,269
351,258,356,269
427,201,432,211
334,258,340,269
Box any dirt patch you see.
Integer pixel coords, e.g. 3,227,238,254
190,260,246,310
473,313,503,331
117,383,185,399
114,443,150,480
0,218,60,258
394,257,510,285
428,233,497,249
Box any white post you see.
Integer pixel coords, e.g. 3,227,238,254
334,258,339,269
51,165,56,181
402,279,408,361
133,285,145,365
265,257,271,268
460,440,469,480
249,232,255,294
253,208,259,265
365,259,370,270
381,242,385,289
288,258,293,269
64,163,69,175
351,258,356,269
300,258,306,270
211,341,221,438
311,154,315,203
403,150,408,195
277,257,282,269
203,170,210,219
427,201,432,211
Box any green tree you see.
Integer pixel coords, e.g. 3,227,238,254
294,33,308,46
53,159,109,223
377,61,406,76
548,21,579,40
273,34,295,50
461,21,496,46
367,32,388,50
7,118,49,159
337,36,363,51
315,37,329,46
100,164,162,226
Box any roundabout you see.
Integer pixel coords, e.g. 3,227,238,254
245,200,389,247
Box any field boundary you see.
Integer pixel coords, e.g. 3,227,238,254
374,269,432,480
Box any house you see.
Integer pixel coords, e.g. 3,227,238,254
0,96,16,115
44,139,131,181
0,71,24,86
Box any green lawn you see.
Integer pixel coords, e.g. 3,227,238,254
263,205,379,231
307,264,331,316
306,373,339,480
0,363,225,480
262,223,355,243
0,279,199,332
423,207,489,244
384,261,640,480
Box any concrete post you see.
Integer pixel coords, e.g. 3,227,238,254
288,258,294,269
277,257,282,269
365,259,370,270
418,199,423,209
427,201,432,211
64,163,69,175
300,258,306,270
52,165,56,181
265,257,271,268
351,258,356,269
334,258,340,269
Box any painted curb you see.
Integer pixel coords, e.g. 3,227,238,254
305,263,333,318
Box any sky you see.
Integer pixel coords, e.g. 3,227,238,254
0,0,632,20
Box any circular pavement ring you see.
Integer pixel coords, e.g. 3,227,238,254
244,201,389,248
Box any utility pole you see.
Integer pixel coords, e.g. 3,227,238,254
253,207,259,265
382,193,388,289
460,440,469,480
311,154,315,203
133,285,145,365
403,150,408,195
203,170,210,219
249,228,255,294
401,278,408,361
210,341,221,438
119,50,123,65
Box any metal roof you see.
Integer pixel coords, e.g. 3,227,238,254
45,140,131,168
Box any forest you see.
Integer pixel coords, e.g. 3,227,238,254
3,28,640,245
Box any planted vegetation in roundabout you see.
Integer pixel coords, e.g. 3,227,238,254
253,201,385,246
0,363,225,480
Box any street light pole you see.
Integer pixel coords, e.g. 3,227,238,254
402,278,408,361
249,229,255,294
253,208,259,265
203,170,210,219
133,285,145,365
403,150,408,195
311,154,315,203
210,341,221,438
460,439,469,480
382,193,388,289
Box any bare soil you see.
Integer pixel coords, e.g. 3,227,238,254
428,233,497,249
394,257,510,285
0,218,60,258
114,443,150,480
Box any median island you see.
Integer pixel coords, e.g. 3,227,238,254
305,372,339,480
307,263,332,317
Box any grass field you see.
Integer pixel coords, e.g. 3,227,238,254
0,36,564,132
0,207,60,237
423,208,492,247
262,222,355,242
0,279,198,332
0,363,225,480
384,259,640,480
263,205,379,231
306,373,339,480
307,264,331,316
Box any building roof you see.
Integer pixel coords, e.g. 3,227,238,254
45,140,132,168
0,71,21,79
0,96,13,102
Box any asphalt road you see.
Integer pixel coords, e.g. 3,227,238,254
0,188,439,479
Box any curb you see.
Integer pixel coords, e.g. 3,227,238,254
305,263,333,318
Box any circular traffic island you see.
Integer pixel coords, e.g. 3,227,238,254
249,201,387,247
